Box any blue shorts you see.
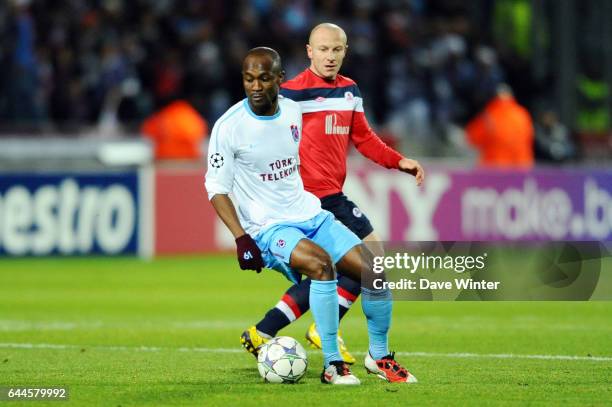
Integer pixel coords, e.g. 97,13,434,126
254,210,361,284
320,192,374,240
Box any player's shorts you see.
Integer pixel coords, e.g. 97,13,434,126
254,210,361,284
320,192,374,240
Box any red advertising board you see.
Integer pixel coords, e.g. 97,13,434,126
155,165,218,254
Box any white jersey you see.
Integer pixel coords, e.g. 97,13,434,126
205,97,322,237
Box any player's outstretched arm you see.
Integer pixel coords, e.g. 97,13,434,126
397,158,425,186
211,194,264,272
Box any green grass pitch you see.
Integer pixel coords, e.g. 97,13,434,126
0,256,611,406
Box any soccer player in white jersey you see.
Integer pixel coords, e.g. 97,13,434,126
241,24,423,382
205,47,417,385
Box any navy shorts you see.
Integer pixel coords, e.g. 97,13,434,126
320,192,374,240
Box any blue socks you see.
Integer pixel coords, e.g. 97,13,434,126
258,279,390,363
309,279,341,366
361,287,392,359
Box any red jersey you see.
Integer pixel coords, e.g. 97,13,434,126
280,69,402,198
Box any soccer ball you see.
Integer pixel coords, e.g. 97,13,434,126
257,336,308,383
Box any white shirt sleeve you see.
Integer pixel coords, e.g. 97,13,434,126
205,121,235,200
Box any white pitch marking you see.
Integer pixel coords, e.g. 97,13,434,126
0,343,610,362
0,320,252,331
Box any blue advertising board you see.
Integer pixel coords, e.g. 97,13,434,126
0,172,140,255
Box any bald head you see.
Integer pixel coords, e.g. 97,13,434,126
308,23,347,46
242,47,282,74
306,23,348,80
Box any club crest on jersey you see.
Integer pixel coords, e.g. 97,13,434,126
277,239,286,248
344,91,354,101
290,125,300,142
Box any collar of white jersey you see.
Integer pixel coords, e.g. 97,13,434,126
243,98,282,120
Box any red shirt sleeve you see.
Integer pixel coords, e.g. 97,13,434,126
351,110,402,169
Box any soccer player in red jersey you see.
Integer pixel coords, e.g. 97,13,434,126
241,24,423,383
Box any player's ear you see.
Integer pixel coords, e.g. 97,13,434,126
278,70,285,83
306,44,313,59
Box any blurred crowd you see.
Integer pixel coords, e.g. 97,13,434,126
0,0,591,163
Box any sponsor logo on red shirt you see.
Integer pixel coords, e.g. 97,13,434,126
325,113,350,135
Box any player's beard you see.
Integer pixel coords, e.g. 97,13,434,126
250,94,277,116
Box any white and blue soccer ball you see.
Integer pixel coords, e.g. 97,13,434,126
257,336,308,383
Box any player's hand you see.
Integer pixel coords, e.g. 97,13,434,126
398,158,425,186
235,234,264,273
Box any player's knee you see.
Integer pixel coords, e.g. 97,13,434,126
306,252,335,281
